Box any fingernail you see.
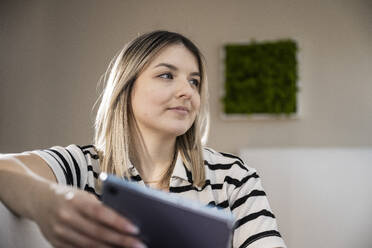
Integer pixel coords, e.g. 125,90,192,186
127,224,140,234
133,242,147,248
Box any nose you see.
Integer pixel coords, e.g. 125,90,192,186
176,78,194,99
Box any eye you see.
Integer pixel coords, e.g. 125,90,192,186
159,73,173,80
189,78,200,87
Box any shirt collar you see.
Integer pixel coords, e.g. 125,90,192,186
171,153,203,190
170,152,190,182
127,152,192,183
128,161,139,177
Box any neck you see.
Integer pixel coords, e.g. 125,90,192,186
130,127,177,183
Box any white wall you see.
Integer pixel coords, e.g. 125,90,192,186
1,0,372,153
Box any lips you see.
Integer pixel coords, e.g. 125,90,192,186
170,106,189,112
168,106,190,114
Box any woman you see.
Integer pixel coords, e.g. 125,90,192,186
0,31,286,248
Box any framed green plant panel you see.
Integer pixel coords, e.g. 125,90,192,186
222,39,299,117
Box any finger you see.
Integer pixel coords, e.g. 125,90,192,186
59,207,146,248
78,199,139,235
53,223,113,248
52,240,78,248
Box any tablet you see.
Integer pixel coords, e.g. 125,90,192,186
100,173,235,248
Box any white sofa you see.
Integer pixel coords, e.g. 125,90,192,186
239,147,372,248
0,201,52,247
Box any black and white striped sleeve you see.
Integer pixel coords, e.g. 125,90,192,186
228,163,286,248
31,144,88,189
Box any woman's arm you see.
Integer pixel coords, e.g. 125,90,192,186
0,153,146,248
0,153,57,218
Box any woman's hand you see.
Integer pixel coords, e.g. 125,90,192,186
36,184,146,248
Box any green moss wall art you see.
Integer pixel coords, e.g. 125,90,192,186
223,39,299,117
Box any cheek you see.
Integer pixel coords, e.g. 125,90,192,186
147,89,173,109
193,94,201,112
134,88,172,118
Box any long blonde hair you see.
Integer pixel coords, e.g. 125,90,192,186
94,30,209,187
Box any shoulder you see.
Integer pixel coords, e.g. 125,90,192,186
40,144,99,161
202,147,257,182
73,144,101,196
202,147,244,164
76,144,101,176
59,144,101,179
77,145,100,160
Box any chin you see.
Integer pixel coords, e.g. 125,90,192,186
169,128,190,137
165,124,192,137
159,119,195,137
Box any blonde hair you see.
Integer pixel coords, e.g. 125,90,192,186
94,31,209,187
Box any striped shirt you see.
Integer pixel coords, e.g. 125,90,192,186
32,144,286,248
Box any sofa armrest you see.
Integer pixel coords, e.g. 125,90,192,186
0,201,52,248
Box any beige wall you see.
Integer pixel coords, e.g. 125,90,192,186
1,0,371,154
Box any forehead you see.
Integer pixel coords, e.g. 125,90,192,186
147,44,200,72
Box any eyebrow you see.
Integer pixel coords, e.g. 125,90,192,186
154,63,200,77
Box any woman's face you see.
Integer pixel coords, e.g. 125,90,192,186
131,44,201,139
